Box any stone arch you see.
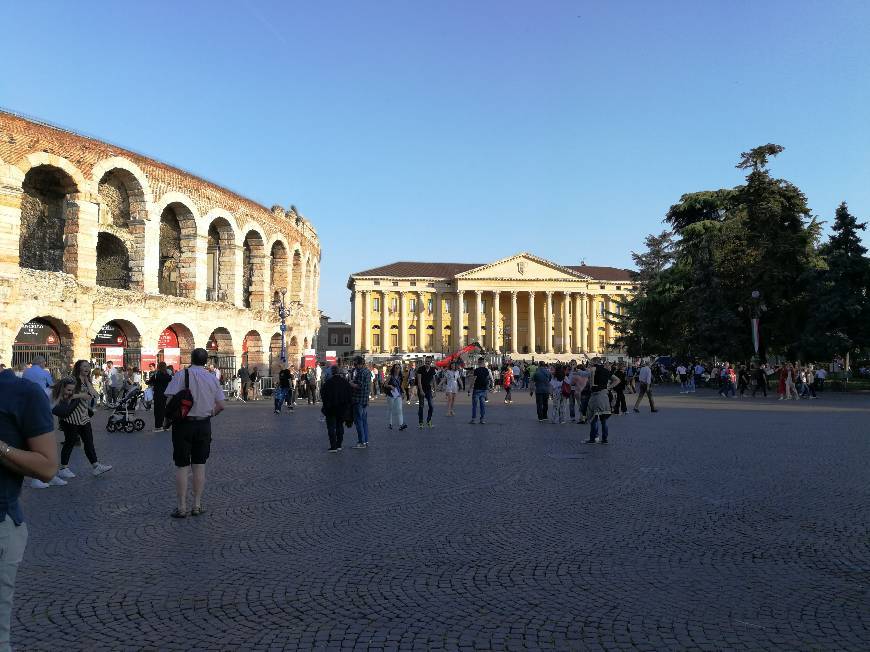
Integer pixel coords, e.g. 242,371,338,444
290,247,304,303
207,326,236,380
311,260,319,307
11,316,75,378
90,318,143,369
303,255,313,306
206,217,235,303
243,330,265,370
96,166,148,290
157,201,197,298
90,157,153,204
269,238,289,304
288,335,300,361
241,229,266,310
96,232,131,289
269,332,284,376
157,323,195,371
19,164,79,273
17,153,88,193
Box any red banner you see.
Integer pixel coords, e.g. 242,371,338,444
158,327,179,349
105,346,124,366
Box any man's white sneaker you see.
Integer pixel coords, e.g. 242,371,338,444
92,463,113,476
57,467,76,479
49,475,68,486
30,478,50,489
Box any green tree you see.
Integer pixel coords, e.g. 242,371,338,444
802,202,869,358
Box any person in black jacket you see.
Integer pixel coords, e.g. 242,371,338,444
148,362,173,432
320,366,352,452
611,363,628,415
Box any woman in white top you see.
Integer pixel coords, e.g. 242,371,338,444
441,362,461,416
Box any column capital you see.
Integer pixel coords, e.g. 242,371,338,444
545,289,553,297
475,289,483,296
510,289,519,297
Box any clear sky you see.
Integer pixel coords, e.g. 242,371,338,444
3,1,869,321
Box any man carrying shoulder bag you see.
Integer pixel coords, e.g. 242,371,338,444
164,348,225,519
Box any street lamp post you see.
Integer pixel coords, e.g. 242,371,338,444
272,288,288,363
738,290,767,360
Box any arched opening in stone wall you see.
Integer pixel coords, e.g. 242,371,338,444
291,250,303,303
288,335,300,363
90,319,142,370
207,327,236,381
304,257,313,306
242,230,266,310
12,316,74,379
207,218,235,302
242,330,264,371
311,261,319,306
270,241,288,303
269,332,283,377
19,165,78,273
158,203,197,298
97,169,147,291
157,323,194,371
96,232,131,289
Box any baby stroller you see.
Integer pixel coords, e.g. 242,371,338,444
106,386,146,432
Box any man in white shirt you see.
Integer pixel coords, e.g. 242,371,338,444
676,364,687,393
164,348,225,518
815,367,827,392
633,363,658,413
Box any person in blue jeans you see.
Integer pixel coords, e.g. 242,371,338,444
469,357,492,424
349,356,371,448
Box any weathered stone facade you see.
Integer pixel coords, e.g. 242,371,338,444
0,111,320,377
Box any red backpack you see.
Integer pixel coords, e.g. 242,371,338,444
561,379,572,397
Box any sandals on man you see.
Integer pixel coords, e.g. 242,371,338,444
170,508,188,519
190,505,206,517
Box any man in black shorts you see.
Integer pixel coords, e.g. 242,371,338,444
164,348,225,518
415,358,437,428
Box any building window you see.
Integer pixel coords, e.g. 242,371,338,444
463,299,468,313
392,281,399,286
599,301,605,315
329,334,338,345
481,299,487,314
373,297,380,312
600,284,605,290
343,334,350,344
616,285,621,290
409,298,417,312
426,334,434,349
444,299,451,313
391,333,398,348
427,282,435,287
372,333,381,349
391,298,398,312
409,333,417,348
427,298,433,313
410,281,416,287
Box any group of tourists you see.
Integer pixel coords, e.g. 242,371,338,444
664,360,827,400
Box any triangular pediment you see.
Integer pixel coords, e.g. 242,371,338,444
455,253,586,281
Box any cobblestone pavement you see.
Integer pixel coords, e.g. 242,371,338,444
12,386,870,650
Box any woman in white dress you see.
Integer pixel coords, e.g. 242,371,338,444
441,361,460,416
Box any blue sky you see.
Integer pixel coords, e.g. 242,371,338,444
3,1,869,321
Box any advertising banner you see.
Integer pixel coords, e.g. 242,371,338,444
105,346,124,366
163,347,181,370
325,350,337,365
303,348,316,369
141,347,158,370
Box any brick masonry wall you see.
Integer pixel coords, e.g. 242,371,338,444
0,111,321,371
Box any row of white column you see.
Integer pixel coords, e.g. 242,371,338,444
358,289,615,354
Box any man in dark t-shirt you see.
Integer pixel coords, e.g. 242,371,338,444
470,357,492,424
275,367,293,413
0,369,59,646
416,359,437,428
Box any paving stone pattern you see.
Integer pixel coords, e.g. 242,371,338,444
13,388,870,650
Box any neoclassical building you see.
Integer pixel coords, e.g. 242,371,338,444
348,253,634,358
0,111,320,378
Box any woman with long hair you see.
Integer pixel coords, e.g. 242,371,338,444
386,363,407,430
55,360,113,479
442,361,460,416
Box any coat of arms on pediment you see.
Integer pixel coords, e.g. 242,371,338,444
517,262,525,275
